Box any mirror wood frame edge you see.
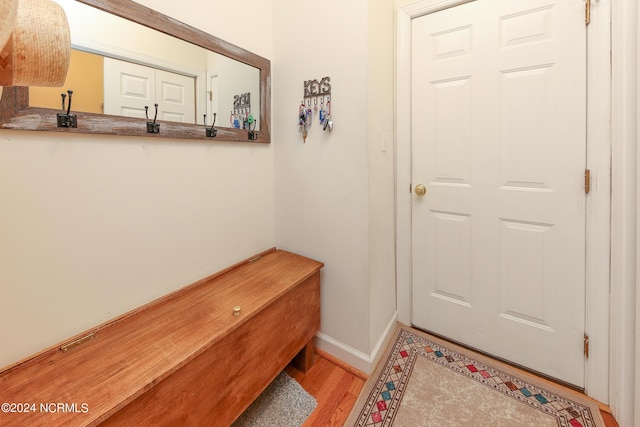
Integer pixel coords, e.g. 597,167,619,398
0,0,271,144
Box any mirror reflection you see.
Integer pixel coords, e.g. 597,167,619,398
29,0,260,130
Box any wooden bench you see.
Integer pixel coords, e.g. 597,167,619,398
0,248,323,426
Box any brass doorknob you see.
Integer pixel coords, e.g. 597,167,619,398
414,184,427,196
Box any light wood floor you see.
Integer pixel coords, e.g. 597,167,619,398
286,350,619,427
285,351,366,426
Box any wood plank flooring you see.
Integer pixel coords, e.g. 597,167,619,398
287,351,619,427
285,350,366,427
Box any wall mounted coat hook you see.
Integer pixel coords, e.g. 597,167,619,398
57,90,77,128
248,119,258,141
145,104,160,134
204,113,217,138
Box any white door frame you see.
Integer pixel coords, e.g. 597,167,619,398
610,1,637,425
395,0,613,404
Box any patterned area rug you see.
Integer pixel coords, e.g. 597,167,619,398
347,323,605,427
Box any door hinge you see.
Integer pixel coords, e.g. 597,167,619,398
585,169,591,194
584,334,590,358
585,0,591,25
410,183,412,193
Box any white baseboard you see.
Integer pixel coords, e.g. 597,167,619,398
369,312,399,370
315,312,398,374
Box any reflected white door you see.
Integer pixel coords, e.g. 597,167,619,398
155,69,196,123
104,57,195,123
411,0,587,387
104,57,153,118
203,73,220,128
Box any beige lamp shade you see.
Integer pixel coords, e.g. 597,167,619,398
0,0,71,87
0,0,18,51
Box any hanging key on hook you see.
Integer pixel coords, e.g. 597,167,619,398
298,102,308,142
323,99,333,132
306,106,313,125
319,97,326,125
231,110,241,129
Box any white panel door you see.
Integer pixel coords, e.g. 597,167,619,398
411,0,587,387
104,57,154,118
155,69,195,123
104,57,196,123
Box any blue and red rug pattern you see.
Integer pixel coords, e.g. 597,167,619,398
353,326,602,427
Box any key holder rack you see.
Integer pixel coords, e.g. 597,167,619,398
145,104,160,134
204,113,217,138
231,92,253,130
57,90,77,128
299,76,332,142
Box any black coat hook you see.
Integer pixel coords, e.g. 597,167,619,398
57,90,77,128
145,103,160,134
248,119,258,141
204,113,217,138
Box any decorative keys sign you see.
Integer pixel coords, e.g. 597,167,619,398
233,92,251,109
304,77,331,98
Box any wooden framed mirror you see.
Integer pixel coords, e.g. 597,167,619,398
0,0,271,143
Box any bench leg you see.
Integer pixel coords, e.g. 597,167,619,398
292,339,315,373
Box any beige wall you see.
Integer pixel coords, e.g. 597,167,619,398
0,0,274,370
367,0,398,358
273,0,370,356
636,1,640,424
273,0,397,367
2,0,398,373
